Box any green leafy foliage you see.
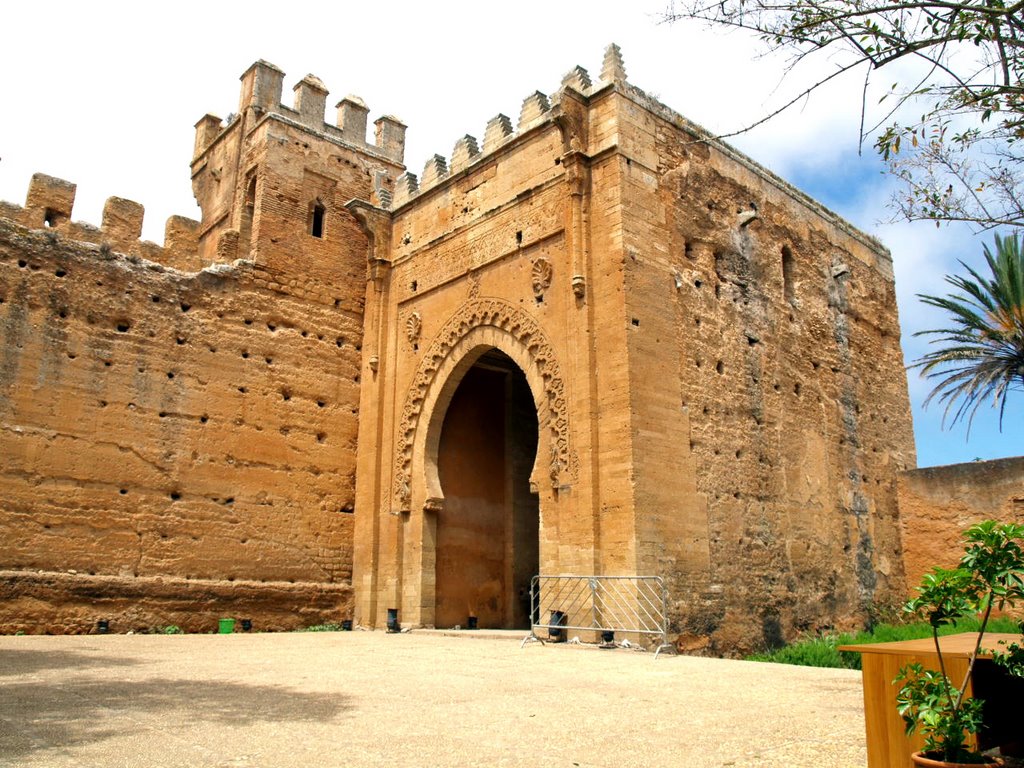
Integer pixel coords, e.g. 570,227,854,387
160,625,184,635
895,665,985,762
297,622,346,632
896,521,1024,763
746,616,1020,669
911,233,1024,432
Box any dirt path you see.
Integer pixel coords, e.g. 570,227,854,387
0,631,866,767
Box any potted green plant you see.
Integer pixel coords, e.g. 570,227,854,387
896,520,1024,767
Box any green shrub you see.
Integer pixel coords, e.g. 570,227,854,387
161,625,184,635
747,615,1021,669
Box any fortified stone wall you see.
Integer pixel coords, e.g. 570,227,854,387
611,81,918,651
898,457,1024,590
350,45,917,654
2,49,920,652
0,60,404,633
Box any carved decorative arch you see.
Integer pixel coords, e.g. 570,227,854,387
393,298,577,510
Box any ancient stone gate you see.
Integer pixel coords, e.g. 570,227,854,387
0,46,917,652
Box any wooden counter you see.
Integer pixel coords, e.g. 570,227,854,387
839,633,1023,768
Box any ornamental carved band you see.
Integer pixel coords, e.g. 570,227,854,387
393,298,577,510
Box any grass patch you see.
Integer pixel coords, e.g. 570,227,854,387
747,616,1021,670
297,622,346,632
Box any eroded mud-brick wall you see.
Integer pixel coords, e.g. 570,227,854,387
0,219,361,632
898,458,1024,592
612,84,917,654
0,58,405,633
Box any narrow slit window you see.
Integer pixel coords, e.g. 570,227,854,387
310,201,326,238
781,245,795,303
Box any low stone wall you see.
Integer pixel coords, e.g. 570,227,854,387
898,457,1024,590
0,570,352,634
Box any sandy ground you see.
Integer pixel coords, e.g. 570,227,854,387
0,630,867,768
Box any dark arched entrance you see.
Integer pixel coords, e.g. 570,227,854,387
435,348,539,629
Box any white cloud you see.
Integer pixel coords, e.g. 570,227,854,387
1,0,1019,465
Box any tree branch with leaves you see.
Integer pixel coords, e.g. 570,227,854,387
663,0,1024,229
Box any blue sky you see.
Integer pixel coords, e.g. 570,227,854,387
1,0,1020,468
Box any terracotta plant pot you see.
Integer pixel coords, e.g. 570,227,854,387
911,751,1003,768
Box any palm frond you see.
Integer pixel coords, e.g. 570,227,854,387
909,232,1024,434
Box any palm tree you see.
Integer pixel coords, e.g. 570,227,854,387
911,232,1024,432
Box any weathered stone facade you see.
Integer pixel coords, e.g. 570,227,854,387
898,458,1024,590
0,46,916,652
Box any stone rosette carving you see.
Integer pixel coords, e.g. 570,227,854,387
405,311,422,347
531,258,553,298
392,298,577,509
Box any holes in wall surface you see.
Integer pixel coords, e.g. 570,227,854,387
516,230,523,245
309,201,326,238
716,360,724,375
17,259,28,268
166,371,175,380
316,432,326,443
316,400,325,408
176,337,187,345
180,302,191,313
340,504,354,514
66,352,76,360
244,318,253,326
241,350,250,359
43,209,59,227
54,268,66,278
267,322,277,332
685,242,693,259
200,414,209,424
631,318,640,327
410,281,418,292
170,491,181,501
281,389,292,401
58,308,67,319
335,337,344,348
333,298,341,308
265,357,273,365
300,330,308,338
115,321,131,333
237,386,247,394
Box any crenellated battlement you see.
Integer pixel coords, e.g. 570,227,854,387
0,173,203,271
193,60,407,166
391,43,628,208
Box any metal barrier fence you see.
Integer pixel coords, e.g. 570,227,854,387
523,575,674,657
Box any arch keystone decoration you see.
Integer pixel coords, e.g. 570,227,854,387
392,298,577,510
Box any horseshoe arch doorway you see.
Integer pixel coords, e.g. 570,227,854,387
431,347,539,629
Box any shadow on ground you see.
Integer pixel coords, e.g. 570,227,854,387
0,649,144,676
0,675,350,760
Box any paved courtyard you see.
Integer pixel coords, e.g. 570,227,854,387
0,631,867,767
